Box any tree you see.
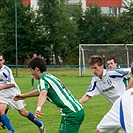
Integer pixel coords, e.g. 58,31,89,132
0,0,35,64
36,0,81,65
108,1,133,44
0,0,49,64
77,5,131,44
78,5,109,44
0,0,17,63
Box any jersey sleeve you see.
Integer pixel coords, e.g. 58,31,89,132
109,69,131,78
86,77,100,97
124,74,132,79
3,67,15,85
38,78,50,92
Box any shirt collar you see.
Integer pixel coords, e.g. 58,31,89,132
0,65,5,71
103,69,107,76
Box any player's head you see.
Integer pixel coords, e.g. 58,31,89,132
107,57,117,70
89,55,104,66
33,53,37,58
28,57,47,72
0,53,5,69
89,55,104,78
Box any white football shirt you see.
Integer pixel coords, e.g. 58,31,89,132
97,88,133,133
86,69,131,104
0,65,21,98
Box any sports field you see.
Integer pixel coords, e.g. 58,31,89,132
0,67,111,133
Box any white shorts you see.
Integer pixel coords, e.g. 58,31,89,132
0,96,26,110
97,88,133,133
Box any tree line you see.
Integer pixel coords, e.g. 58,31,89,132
0,0,133,65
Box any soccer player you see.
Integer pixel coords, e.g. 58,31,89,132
96,87,133,133
79,55,131,105
102,54,106,69
31,53,38,89
31,75,35,89
0,54,45,133
14,57,85,133
107,57,132,89
107,57,118,69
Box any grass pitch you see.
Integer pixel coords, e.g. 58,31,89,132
1,68,111,133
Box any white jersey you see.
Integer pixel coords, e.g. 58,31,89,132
97,88,133,133
86,69,130,104
0,65,21,98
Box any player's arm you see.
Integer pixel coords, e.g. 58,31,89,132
79,78,98,104
14,89,40,100
79,94,91,104
35,90,48,119
131,62,133,75
127,63,133,89
123,63,133,75
0,83,15,90
0,68,17,90
126,77,133,90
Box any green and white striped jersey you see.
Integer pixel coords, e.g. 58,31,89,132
38,73,83,116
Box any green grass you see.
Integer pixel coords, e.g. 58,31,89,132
0,68,112,133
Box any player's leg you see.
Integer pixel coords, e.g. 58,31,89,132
0,103,15,132
96,116,121,133
31,76,34,89
18,108,45,133
96,129,125,133
0,118,6,129
59,109,84,133
59,117,81,133
0,106,9,129
10,99,45,133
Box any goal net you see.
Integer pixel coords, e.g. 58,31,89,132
79,44,133,76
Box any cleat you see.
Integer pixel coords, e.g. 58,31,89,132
1,124,6,129
31,87,34,90
0,122,6,129
8,131,16,133
39,123,46,133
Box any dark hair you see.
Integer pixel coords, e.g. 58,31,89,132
28,57,47,73
107,57,117,63
0,53,4,59
89,55,104,66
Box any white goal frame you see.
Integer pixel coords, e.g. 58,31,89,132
79,44,133,76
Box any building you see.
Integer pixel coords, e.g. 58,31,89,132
23,0,38,10
85,0,133,15
22,0,30,6
23,0,132,15
85,0,122,15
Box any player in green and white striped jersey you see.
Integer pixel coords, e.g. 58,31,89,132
14,57,84,133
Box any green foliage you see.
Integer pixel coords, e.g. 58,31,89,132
0,0,38,64
78,5,120,44
1,1,133,65
106,2,133,44
78,3,133,44
36,0,81,65
106,1,133,44
0,0,16,63
78,5,106,44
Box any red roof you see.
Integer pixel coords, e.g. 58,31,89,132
23,0,30,6
86,0,122,7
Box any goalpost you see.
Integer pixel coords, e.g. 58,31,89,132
79,44,133,76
